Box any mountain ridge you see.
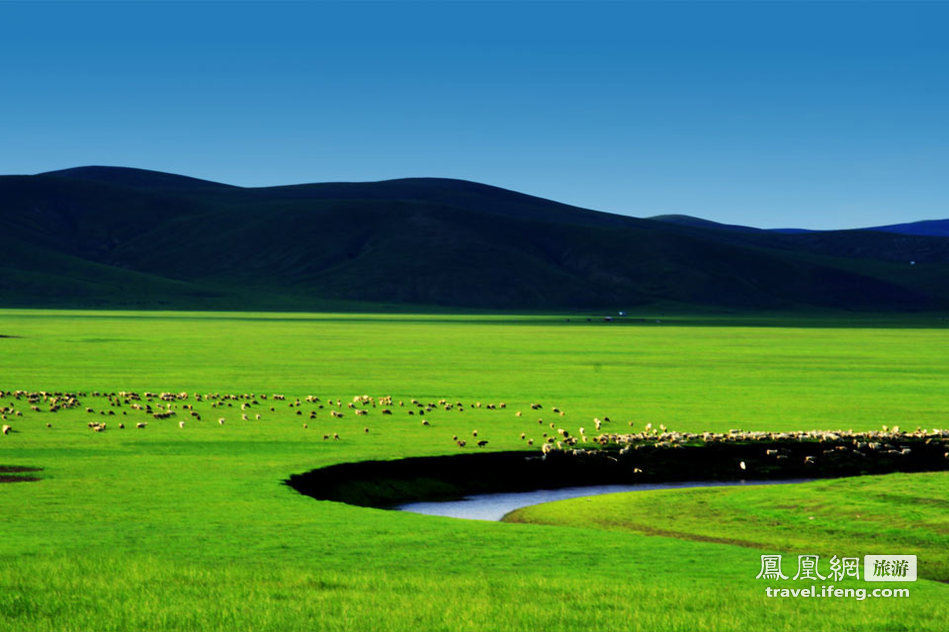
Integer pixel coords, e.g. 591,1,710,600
1,166,946,312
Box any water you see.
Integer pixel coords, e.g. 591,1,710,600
395,479,810,521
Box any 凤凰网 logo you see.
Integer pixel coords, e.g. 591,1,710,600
756,554,916,582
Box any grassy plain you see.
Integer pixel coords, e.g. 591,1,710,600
506,472,949,579
0,309,947,631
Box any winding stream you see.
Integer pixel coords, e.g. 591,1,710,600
396,478,810,521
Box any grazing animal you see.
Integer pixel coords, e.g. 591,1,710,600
456,440,466,447
2,424,11,435
179,421,185,429
477,440,488,448
422,419,430,426
136,422,147,429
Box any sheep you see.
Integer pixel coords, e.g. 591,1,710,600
1,424,10,435
477,440,488,448
456,440,467,447
179,421,185,429
422,419,430,426
472,430,478,437
218,418,225,425
136,422,147,429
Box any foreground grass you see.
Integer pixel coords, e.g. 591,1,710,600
506,472,949,580
0,310,947,631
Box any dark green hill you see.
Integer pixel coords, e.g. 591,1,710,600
40,166,238,191
1,167,947,311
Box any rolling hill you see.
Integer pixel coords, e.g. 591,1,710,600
1,166,947,312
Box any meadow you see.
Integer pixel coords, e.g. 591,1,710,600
0,309,946,631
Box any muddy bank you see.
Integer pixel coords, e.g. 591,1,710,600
286,435,948,508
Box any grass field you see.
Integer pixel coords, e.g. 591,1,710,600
0,309,947,631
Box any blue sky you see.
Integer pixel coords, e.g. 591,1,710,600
1,0,946,229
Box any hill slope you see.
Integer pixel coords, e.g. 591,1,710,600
1,166,947,311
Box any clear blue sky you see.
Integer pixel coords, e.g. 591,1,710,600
1,0,946,229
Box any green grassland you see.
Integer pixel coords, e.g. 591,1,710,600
0,310,947,631
506,472,949,579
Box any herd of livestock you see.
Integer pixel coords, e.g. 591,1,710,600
1,390,947,473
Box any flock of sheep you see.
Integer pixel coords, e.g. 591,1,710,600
2,390,947,470
0,389,554,448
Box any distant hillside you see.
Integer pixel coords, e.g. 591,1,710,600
1,166,947,312
864,219,949,238
648,214,763,233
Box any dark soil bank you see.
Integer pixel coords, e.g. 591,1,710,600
286,437,948,508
